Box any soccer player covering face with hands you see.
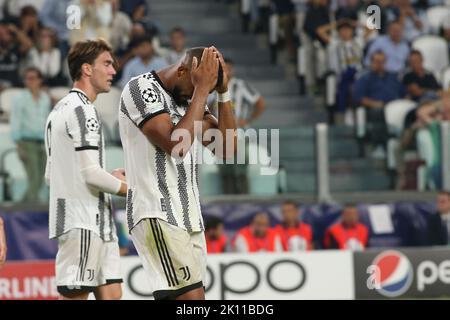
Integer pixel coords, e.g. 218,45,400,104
45,39,127,300
119,46,236,300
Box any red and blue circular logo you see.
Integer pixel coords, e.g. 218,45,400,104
371,250,413,297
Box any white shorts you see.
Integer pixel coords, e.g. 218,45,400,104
55,228,123,296
131,218,207,300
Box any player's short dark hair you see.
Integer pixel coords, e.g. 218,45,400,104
68,38,115,81
205,216,224,231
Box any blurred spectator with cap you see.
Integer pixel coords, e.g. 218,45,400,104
205,216,228,254
427,191,450,246
10,67,51,202
323,204,369,250
232,212,277,253
273,201,313,251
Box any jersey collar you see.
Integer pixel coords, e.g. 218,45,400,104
69,88,91,104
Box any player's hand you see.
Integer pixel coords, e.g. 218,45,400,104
211,47,229,94
191,47,219,93
0,219,7,271
111,168,126,182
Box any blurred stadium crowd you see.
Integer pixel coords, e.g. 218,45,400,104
0,0,449,256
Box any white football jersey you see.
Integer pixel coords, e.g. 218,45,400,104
45,88,116,241
119,71,207,234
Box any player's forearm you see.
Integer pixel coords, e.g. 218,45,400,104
170,86,210,155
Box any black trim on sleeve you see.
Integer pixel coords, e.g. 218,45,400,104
105,279,124,285
57,285,96,296
153,281,204,300
137,109,169,129
75,146,99,151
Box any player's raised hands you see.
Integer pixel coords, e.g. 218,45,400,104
191,47,219,93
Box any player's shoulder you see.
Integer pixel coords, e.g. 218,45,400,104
124,71,160,90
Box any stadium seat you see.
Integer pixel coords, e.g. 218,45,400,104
384,99,417,170
416,128,436,190
412,35,449,81
442,66,450,92
0,87,23,117
247,141,278,195
426,6,450,34
49,87,70,103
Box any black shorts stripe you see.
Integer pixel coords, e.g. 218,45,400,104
148,219,174,287
82,231,91,281
154,219,179,286
77,229,85,281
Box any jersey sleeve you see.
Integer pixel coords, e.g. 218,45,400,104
66,104,101,151
121,76,168,128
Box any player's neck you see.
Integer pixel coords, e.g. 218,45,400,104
73,80,97,103
155,66,177,93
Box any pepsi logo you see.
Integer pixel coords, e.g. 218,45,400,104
370,250,413,297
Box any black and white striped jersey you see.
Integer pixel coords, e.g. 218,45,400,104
119,71,206,234
45,88,116,241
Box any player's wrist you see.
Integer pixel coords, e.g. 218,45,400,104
217,90,230,103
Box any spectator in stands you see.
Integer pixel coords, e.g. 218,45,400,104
271,0,296,62
232,212,277,253
118,35,167,88
0,216,5,270
416,96,450,189
0,21,33,89
318,19,366,116
389,0,428,42
164,27,187,65
273,201,313,251
28,27,62,86
69,0,112,46
39,0,72,56
353,50,405,157
205,216,228,254
323,204,369,250
10,67,51,202
302,0,330,91
209,58,265,194
403,50,440,102
120,0,146,21
18,5,41,43
109,0,132,53
427,191,450,246
364,20,410,73
335,0,361,21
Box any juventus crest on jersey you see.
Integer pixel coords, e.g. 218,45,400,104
45,89,116,241
119,71,208,234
